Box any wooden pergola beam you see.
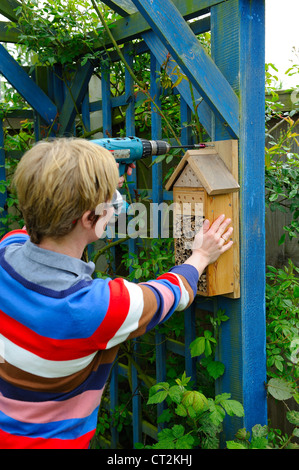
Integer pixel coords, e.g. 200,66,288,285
0,0,21,22
0,43,58,129
101,0,137,17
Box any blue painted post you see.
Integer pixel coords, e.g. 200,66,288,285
180,97,197,383
150,53,167,426
101,62,112,138
124,44,142,446
100,60,120,448
0,119,7,233
110,360,119,448
180,97,192,146
211,0,267,441
150,53,163,205
184,305,197,384
58,61,94,136
52,64,65,113
82,92,91,134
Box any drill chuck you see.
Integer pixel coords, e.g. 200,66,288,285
146,140,171,157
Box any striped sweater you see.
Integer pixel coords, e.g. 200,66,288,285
0,230,198,449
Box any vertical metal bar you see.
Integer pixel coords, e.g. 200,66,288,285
211,0,267,441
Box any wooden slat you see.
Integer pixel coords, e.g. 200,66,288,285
0,21,20,43
131,0,239,138
0,0,21,22
101,0,137,16
90,0,225,50
205,192,235,295
238,0,267,432
167,149,240,195
188,152,240,195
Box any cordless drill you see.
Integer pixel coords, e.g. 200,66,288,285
91,136,212,175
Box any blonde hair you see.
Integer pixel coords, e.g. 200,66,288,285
13,137,119,244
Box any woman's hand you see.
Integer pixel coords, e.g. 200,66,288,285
184,214,233,274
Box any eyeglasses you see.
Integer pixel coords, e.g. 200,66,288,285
95,190,124,217
72,190,124,226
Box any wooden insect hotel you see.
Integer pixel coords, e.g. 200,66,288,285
166,140,240,297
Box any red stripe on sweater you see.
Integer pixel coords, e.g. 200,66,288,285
0,427,94,449
0,279,131,360
91,278,131,349
156,272,181,291
0,230,28,243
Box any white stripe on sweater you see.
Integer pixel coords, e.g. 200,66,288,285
0,333,97,378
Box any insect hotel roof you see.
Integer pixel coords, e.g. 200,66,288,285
165,149,240,195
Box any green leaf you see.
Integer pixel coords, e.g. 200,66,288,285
287,410,299,426
267,378,293,400
251,437,269,449
151,154,166,165
157,408,172,424
175,434,194,449
147,390,168,405
269,192,278,201
154,439,175,449
205,339,212,357
190,337,205,357
226,441,247,449
235,428,250,441
168,385,182,404
207,361,225,380
175,403,187,417
251,424,268,439
208,402,226,426
278,233,286,245
149,382,169,396
294,285,299,298
215,393,231,403
0,182,7,193
221,399,244,418
172,424,184,438
134,267,143,279
154,428,175,449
